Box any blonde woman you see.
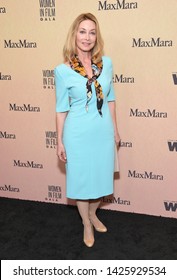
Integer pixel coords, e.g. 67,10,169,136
54,13,120,247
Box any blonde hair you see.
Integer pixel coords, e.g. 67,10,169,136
63,13,104,63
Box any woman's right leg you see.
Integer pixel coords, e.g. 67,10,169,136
76,200,94,247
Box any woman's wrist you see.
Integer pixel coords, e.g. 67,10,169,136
57,138,63,146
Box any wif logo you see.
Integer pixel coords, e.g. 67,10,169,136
172,73,177,85
39,0,56,21
45,185,62,202
45,131,57,148
164,201,177,212
168,141,177,152
43,70,55,89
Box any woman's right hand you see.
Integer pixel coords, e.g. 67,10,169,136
57,142,67,163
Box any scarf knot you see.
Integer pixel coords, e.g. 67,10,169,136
70,55,104,116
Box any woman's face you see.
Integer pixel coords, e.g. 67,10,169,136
76,20,97,53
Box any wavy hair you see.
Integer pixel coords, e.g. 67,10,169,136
63,13,104,63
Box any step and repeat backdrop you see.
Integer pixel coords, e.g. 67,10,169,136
0,0,177,218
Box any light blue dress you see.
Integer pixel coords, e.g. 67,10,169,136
54,56,115,199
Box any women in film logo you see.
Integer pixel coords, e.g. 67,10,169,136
39,0,56,21
42,70,55,89
45,185,62,202
45,131,57,149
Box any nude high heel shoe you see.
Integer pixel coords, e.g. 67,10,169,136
90,216,107,232
83,223,95,247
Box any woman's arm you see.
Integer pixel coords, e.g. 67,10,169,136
108,101,120,145
56,112,68,162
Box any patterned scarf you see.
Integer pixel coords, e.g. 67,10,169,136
70,55,104,116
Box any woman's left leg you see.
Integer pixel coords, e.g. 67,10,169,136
89,198,107,232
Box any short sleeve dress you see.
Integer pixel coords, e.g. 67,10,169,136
54,56,115,199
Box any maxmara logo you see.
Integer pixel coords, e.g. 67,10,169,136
128,170,163,180
102,196,130,205
43,70,55,89
130,108,167,118
0,7,6,13
98,0,138,10
119,140,133,148
45,185,62,202
0,184,20,193
172,72,177,85
113,74,135,83
9,103,40,112
0,131,16,140
4,40,37,48
14,160,43,169
45,131,57,149
39,0,56,21
168,140,177,152
132,37,173,48
164,201,177,212
0,72,11,80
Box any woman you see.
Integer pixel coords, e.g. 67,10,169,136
54,13,120,247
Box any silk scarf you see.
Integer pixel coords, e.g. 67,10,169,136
69,55,104,116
